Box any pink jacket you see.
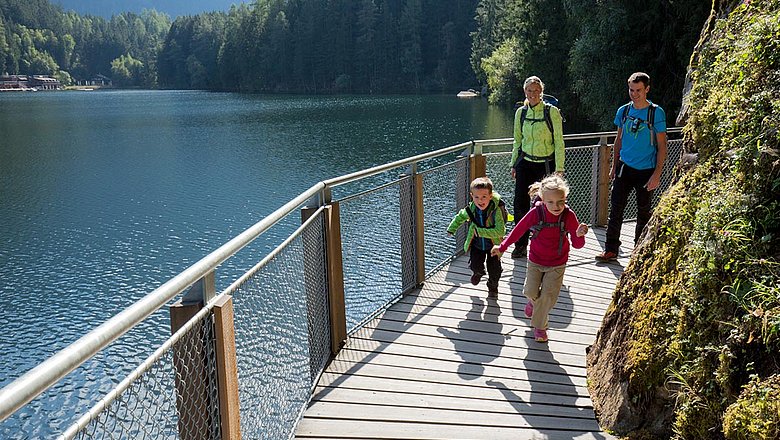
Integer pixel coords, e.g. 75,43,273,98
498,204,585,267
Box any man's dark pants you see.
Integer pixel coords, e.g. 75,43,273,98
605,162,655,253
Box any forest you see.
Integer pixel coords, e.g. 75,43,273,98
0,0,711,129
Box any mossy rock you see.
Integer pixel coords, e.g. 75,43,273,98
587,0,780,438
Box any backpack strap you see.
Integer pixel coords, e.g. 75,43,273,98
621,102,658,148
528,205,570,256
465,201,500,228
543,103,554,138
647,103,657,148
518,104,555,172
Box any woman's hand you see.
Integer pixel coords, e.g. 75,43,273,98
510,168,516,180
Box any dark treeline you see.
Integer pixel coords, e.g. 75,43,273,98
157,0,479,93
1,0,711,130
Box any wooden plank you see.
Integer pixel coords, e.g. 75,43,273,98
296,419,616,440
302,401,602,431
313,375,593,407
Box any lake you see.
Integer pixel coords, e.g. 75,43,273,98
0,90,514,437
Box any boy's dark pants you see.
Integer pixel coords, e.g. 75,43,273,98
469,246,502,290
605,162,655,253
513,159,550,249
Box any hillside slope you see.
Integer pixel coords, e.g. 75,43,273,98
586,0,780,438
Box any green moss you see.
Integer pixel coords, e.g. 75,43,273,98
723,375,780,439
601,0,780,437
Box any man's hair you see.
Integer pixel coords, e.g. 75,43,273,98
470,176,494,193
628,72,650,87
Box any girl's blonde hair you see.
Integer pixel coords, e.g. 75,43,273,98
528,174,570,200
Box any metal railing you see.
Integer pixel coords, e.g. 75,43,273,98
0,129,683,439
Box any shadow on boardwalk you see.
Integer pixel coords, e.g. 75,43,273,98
295,224,635,439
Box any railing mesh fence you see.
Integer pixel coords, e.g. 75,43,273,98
485,136,683,224
69,309,221,440
420,157,470,275
338,179,408,332
228,208,329,440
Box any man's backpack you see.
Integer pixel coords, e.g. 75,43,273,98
620,102,658,147
528,202,569,256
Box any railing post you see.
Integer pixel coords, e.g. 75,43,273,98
596,135,612,226
400,166,426,291
169,271,218,440
469,141,486,180
213,295,241,440
322,202,347,356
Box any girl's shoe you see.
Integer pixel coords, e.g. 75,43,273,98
534,328,548,342
524,301,534,318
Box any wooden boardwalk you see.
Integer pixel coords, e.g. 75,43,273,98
295,223,637,440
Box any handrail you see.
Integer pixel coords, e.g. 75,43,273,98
473,126,682,147
0,182,326,421
323,140,473,188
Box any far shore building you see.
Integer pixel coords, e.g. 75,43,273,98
0,74,61,91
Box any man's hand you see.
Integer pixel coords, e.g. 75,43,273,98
645,172,661,191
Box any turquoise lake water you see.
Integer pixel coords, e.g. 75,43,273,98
0,90,514,437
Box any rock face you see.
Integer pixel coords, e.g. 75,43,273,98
586,0,780,438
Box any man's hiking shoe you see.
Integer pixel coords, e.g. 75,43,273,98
524,301,534,318
511,246,527,259
534,328,548,343
595,251,618,262
470,272,483,285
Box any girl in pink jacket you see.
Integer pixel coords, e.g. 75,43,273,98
492,175,588,342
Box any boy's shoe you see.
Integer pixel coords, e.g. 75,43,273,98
524,301,534,318
511,246,527,259
534,328,548,343
470,272,483,285
595,250,618,262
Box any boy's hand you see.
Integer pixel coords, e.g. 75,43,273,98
490,246,503,257
576,223,589,237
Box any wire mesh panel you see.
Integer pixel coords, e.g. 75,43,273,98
338,180,406,332
563,146,599,225
420,157,470,275
68,311,221,440
485,153,515,215
228,209,329,440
